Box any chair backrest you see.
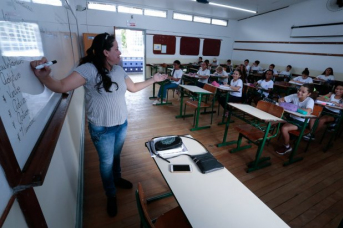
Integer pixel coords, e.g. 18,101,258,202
136,182,155,228
256,100,284,118
203,84,217,94
312,104,323,117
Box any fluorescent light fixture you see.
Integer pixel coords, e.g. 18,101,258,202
192,0,256,14
32,0,63,6
88,2,116,11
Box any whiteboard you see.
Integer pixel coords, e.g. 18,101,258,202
0,0,80,222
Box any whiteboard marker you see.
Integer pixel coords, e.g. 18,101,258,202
35,60,57,70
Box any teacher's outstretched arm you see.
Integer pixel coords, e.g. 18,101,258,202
125,72,167,93
31,57,86,93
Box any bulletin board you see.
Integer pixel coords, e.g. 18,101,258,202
153,35,176,55
203,38,221,56
180,37,200,55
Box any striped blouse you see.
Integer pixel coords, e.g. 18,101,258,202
74,63,128,127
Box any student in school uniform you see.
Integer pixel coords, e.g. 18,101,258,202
244,59,250,74
276,84,315,155
265,64,278,76
226,59,233,73
213,66,229,84
204,59,210,69
238,64,248,83
290,68,313,84
196,61,210,88
197,56,203,65
246,70,274,105
250,60,262,72
303,84,343,141
153,60,183,105
279,65,292,76
212,57,219,66
30,33,167,217
218,69,244,110
316,67,335,81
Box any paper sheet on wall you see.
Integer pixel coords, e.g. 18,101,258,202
161,45,167,53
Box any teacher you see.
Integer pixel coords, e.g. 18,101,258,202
30,33,167,217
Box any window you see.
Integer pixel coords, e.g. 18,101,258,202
88,1,116,11
212,19,228,26
118,5,143,15
193,16,211,24
173,12,192,21
32,0,62,6
144,9,167,18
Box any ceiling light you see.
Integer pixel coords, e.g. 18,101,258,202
192,0,256,14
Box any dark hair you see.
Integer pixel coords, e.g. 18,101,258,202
235,69,243,77
265,69,273,76
255,60,260,65
227,59,231,62
79,33,117,93
174,60,181,65
244,59,249,63
302,68,309,76
302,83,314,93
287,65,292,69
204,59,209,64
270,64,275,68
199,57,202,60
322,67,334,75
238,64,247,82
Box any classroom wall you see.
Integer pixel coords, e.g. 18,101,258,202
3,87,85,228
232,0,343,80
74,0,238,78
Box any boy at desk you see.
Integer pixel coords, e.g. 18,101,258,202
213,66,229,84
246,70,274,105
196,61,210,88
303,84,343,141
290,68,313,84
275,84,315,155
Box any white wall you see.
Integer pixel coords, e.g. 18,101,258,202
232,0,343,79
3,87,85,228
75,0,238,77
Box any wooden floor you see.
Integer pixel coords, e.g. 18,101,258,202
83,76,343,228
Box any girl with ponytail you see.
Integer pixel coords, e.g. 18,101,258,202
30,33,167,217
290,68,313,84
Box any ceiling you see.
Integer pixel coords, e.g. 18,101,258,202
107,0,310,20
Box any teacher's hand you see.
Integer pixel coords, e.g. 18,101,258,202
30,57,51,79
153,73,168,82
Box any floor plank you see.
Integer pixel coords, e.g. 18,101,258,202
83,75,343,228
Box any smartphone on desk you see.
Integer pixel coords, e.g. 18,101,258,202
170,164,192,173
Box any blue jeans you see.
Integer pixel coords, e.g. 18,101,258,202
157,82,179,99
88,120,128,197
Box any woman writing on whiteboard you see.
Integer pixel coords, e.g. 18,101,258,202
30,33,167,217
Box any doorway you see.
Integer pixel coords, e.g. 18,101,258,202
115,28,145,83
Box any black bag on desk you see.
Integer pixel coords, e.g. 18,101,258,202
155,136,182,151
190,153,224,174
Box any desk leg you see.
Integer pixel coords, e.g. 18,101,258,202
149,83,157,99
190,94,211,131
218,92,234,125
217,106,237,147
284,120,307,166
175,87,193,119
246,123,272,172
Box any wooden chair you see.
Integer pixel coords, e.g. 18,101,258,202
183,84,217,126
230,101,284,172
135,182,191,228
288,104,323,152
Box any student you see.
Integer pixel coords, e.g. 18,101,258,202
153,60,183,105
30,33,167,217
265,64,278,75
226,59,233,73
279,65,292,76
214,66,229,84
303,84,343,141
316,67,335,81
247,70,274,104
196,61,210,87
276,84,315,155
250,60,262,72
244,59,250,74
218,69,243,110
212,57,219,66
238,64,248,83
290,68,313,84
197,56,203,65
204,59,210,69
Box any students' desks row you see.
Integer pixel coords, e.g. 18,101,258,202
146,136,290,228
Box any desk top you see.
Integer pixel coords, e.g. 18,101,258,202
179,85,212,94
228,103,285,122
283,109,317,118
315,100,343,110
274,82,296,88
217,85,235,91
210,74,228,77
183,73,200,78
150,136,289,228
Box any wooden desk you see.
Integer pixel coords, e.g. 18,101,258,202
274,81,297,95
146,136,289,228
218,103,285,172
182,73,200,85
282,110,317,166
176,85,212,131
